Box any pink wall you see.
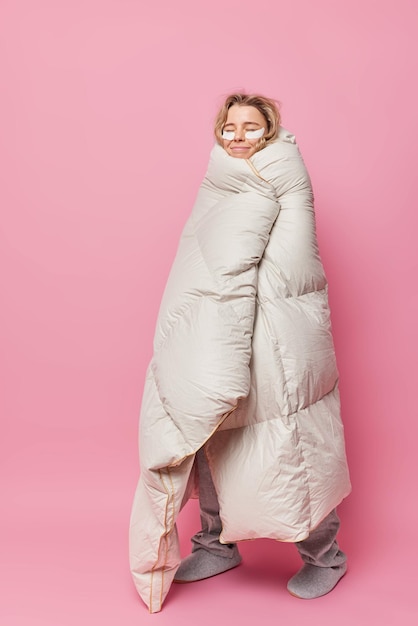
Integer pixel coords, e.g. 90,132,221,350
1,1,417,624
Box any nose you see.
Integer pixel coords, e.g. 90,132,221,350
234,128,245,141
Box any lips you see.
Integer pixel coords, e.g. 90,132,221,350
227,143,254,158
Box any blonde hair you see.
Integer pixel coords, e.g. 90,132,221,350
214,93,281,152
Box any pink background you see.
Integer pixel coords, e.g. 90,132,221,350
1,0,417,623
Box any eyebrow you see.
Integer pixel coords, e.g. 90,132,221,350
223,121,262,127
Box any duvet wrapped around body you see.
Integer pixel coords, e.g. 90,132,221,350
129,127,351,613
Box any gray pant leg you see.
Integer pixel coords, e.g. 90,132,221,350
295,509,347,567
191,449,345,567
191,447,237,557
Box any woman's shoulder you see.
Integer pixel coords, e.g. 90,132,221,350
255,127,300,161
277,126,297,144
250,128,311,191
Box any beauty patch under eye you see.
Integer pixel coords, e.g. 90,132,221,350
221,130,235,140
245,127,265,139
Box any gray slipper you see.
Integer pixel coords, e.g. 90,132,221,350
287,562,347,599
174,546,242,583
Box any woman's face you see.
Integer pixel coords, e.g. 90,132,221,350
222,105,267,159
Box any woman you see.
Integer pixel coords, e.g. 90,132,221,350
129,93,351,613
